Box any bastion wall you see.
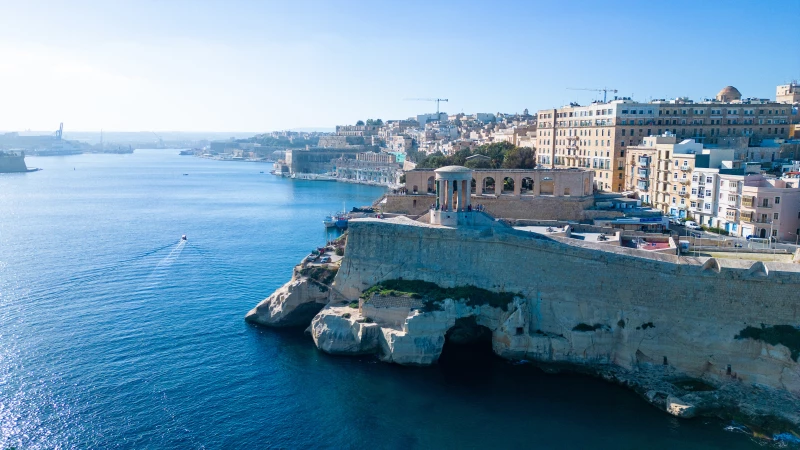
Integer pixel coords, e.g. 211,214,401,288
381,194,602,221
335,218,800,393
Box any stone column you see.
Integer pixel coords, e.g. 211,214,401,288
435,179,441,209
446,180,453,211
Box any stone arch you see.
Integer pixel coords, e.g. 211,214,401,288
427,176,436,193
439,316,493,364
540,178,555,195
521,177,534,195
471,178,477,194
502,177,515,194
483,177,495,195
412,185,418,194
563,187,570,196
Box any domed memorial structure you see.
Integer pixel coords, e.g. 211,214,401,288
715,85,742,102
430,165,474,226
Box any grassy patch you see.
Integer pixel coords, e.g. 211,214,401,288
348,301,359,309
360,279,519,312
735,324,800,361
572,323,608,332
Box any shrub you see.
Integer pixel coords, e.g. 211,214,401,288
360,279,519,312
573,323,606,332
348,301,359,309
735,324,800,361
335,247,344,256
342,313,351,319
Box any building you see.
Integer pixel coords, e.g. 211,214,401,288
332,157,401,186
719,176,800,241
334,125,379,137
777,81,800,105
537,86,792,192
356,152,396,164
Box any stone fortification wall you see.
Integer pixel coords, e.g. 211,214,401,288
0,154,28,173
335,218,800,396
381,194,596,221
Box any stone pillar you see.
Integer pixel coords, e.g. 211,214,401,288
446,180,453,211
513,175,521,196
495,177,502,196
435,179,441,209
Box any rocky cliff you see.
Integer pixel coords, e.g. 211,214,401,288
244,265,333,327
248,216,800,431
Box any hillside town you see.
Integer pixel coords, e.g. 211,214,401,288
211,82,800,244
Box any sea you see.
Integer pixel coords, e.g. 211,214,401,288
0,150,769,449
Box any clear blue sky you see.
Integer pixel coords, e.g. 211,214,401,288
1,0,798,132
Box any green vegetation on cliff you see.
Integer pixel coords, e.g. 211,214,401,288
735,324,800,361
300,266,338,290
360,279,519,312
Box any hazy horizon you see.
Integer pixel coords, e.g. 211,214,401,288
2,0,798,132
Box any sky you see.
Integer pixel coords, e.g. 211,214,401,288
0,0,798,133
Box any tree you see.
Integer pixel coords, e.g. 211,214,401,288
356,120,365,126
366,119,374,126
501,147,536,169
374,118,383,126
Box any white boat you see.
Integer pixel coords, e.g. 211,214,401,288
181,235,187,241
323,215,336,228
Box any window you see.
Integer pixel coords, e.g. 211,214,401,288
705,204,710,210
772,230,778,237
706,177,712,183
728,195,737,202
672,197,676,204
775,197,780,204
774,213,779,220
691,201,697,208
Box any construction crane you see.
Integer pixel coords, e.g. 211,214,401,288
405,98,449,115
152,132,164,148
566,87,618,103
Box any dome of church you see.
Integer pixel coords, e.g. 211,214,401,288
716,86,742,102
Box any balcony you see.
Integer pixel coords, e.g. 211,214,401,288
680,166,691,172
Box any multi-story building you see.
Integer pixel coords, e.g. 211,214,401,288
334,125,379,137
715,175,800,241
537,86,792,192
777,81,800,105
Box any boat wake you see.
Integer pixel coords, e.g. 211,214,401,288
141,240,187,289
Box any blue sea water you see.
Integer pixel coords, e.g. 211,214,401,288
0,150,765,449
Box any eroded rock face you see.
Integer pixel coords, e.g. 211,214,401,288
245,268,329,327
311,305,381,355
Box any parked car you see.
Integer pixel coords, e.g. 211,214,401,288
684,221,702,230
319,256,331,263
306,254,317,262
668,216,682,225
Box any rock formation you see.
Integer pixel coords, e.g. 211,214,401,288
247,217,800,432
244,265,331,327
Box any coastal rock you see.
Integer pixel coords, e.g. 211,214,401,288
244,267,328,327
311,305,381,355
666,395,697,418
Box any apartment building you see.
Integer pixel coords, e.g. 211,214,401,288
741,179,800,241
777,81,800,105
537,86,792,192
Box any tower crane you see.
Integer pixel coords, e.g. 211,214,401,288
566,87,618,103
404,98,449,115
152,132,163,148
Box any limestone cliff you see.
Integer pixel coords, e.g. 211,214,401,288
244,265,332,327
249,216,800,431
